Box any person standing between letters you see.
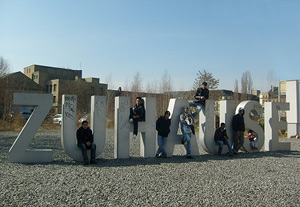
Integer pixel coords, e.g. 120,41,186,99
232,108,245,154
77,121,97,165
180,106,194,159
155,111,171,158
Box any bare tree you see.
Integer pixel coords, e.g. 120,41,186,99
241,70,253,94
0,56,10,76
130,72,142,92
105,73,115,90
234,79,239,104
146,80,159,93
160,69,173,93
193,69,219,90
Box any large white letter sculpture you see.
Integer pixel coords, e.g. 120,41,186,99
237,101,264,152
264,102,291,151
9,93,53,163
114,97,156,159
164,98,200,157
286,80,300,138
198,99,216,154
61,95,106,162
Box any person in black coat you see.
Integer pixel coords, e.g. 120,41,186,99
232,108,245,154
155,111,171,158
77,120,97,165
189,82,209,117
214,123,233,156
129,97,145,139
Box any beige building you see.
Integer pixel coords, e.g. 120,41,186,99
24,64,107,113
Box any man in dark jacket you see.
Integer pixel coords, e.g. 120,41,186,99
77,120,97,165
129,97,145,139
232,108,245,154
214,123,233,156
189,82,209,117
155,111,171,158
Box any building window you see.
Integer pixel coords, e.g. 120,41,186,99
54,84,57,92
53,96,56,103
91,87,94,95
100,88,103,95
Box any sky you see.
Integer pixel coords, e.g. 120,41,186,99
1,0,300,92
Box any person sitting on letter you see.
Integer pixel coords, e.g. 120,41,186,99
129,97,145,139
77,121,97,165
189,81,209,117
214,123,234,156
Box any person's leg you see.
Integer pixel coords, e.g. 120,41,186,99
156,135,163,156
90,143,96,161
133,119,138,136
184,133,191,156
215,141,223,154
224,140,233,154
238,131,244,150
233,131,239,152
161,137,167,156
189,102,203,117
250,141,254,149
77,143,89,164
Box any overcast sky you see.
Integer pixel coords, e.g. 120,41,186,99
1,0,300,92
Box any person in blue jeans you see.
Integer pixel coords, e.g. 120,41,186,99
180,106,194,159
214,123,234,156
189,81,209,117
155,111,171,158
77,120,97,165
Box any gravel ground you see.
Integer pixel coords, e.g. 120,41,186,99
1,130,300,207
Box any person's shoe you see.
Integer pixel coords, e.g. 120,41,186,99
186,155,193,159
155,154,160,158
229,153,234,157
129,118,133,123
83,160,89,165
233,150,238,155
90,159,97,164
161,153,167,158
132,134,137,139
181,137,185,144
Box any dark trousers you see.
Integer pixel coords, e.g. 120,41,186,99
77,143,96,161
130,108,139,135
233,131,244,152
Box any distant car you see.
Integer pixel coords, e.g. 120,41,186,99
53,114,62,125
21,111,32,120
78,114,90,123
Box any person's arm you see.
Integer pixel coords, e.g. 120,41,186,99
232,115,237,131
214,128,218,142
156,118,160,132
76,128,83,144
223,129,228,140
180,114,186,124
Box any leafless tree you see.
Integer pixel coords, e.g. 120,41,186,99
146,80,159,93
241,70,253,94
0,56,10,77
234,79,239,104
130,72,142,92
160,69,173,93
193,69,219,90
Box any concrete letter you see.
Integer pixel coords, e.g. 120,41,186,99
165,98,200,157
61,95,106,161
286,80,300,138
236,101,264,152
114,97,156,159
9,93,53,163
264,102,291,151
198,100,215,153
